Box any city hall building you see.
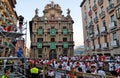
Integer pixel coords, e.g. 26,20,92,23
30,2,74,59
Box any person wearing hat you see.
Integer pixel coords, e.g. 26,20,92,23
1,67,11,78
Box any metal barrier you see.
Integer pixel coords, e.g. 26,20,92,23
0,57,27,78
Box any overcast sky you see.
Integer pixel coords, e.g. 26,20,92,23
16,0,83,48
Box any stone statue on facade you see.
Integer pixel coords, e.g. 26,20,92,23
35,8,39,15
67,8,70,15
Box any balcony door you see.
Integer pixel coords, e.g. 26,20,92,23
49,50,57,59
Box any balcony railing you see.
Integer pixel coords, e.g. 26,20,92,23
88,10,92,16
111,40,119,48
98,0,103,6
94,16,98,23
116,8,120,19
90,34,94,38
0,15,5,23
102,42,108,49
31,42,73,47
0,2,5,9
95,31,99,36
87,21,93,28
101,26,107,36
101,26,106,33
3,8,9,17
92,4,97,11
95,44,100,50
99,11,105,19
91,46,94,50
109,21,117,29
107,3,114,13
88,28,94,34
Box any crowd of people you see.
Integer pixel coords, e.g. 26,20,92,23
27,54,120,78
1,54,120,78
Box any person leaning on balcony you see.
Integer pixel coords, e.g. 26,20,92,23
1,67,11,78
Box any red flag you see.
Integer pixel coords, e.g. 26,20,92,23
7,26,12,32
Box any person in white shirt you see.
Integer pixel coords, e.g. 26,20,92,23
48,70,54,78
109,62,115,73
98,61,104,68
80,62,87,73
97,67,106,78
90,65,97,74
66,62,71,71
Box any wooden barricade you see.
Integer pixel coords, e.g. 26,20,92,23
43,65,116,78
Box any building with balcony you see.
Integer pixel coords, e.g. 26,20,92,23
30,2,74,59
80,0,120,56
0,0,22,57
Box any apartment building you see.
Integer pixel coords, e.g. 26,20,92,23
30,2,74,59
0,0,20,56
80,0,120,56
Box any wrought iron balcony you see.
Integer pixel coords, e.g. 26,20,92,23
87,21,93,28
94,16,98,23
91,46,94,50
0,15,3,21
92,4,97,11
0,2,5,9
90,34,94,38
99,11,105,19
88,10,92,16
98,0,103,6
116,8,120,19
95,44,100,50
111,40,119,48
0,15,5,23
101,26,106,33
31,42,48,47
102,42,108,49
101,26,107,36
88,28,94,35
95,30,100,37
109,21,117,29
107,3,114,13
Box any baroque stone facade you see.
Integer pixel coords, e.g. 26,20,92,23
30,2,74,59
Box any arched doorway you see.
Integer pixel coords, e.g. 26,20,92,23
49,50,57,59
